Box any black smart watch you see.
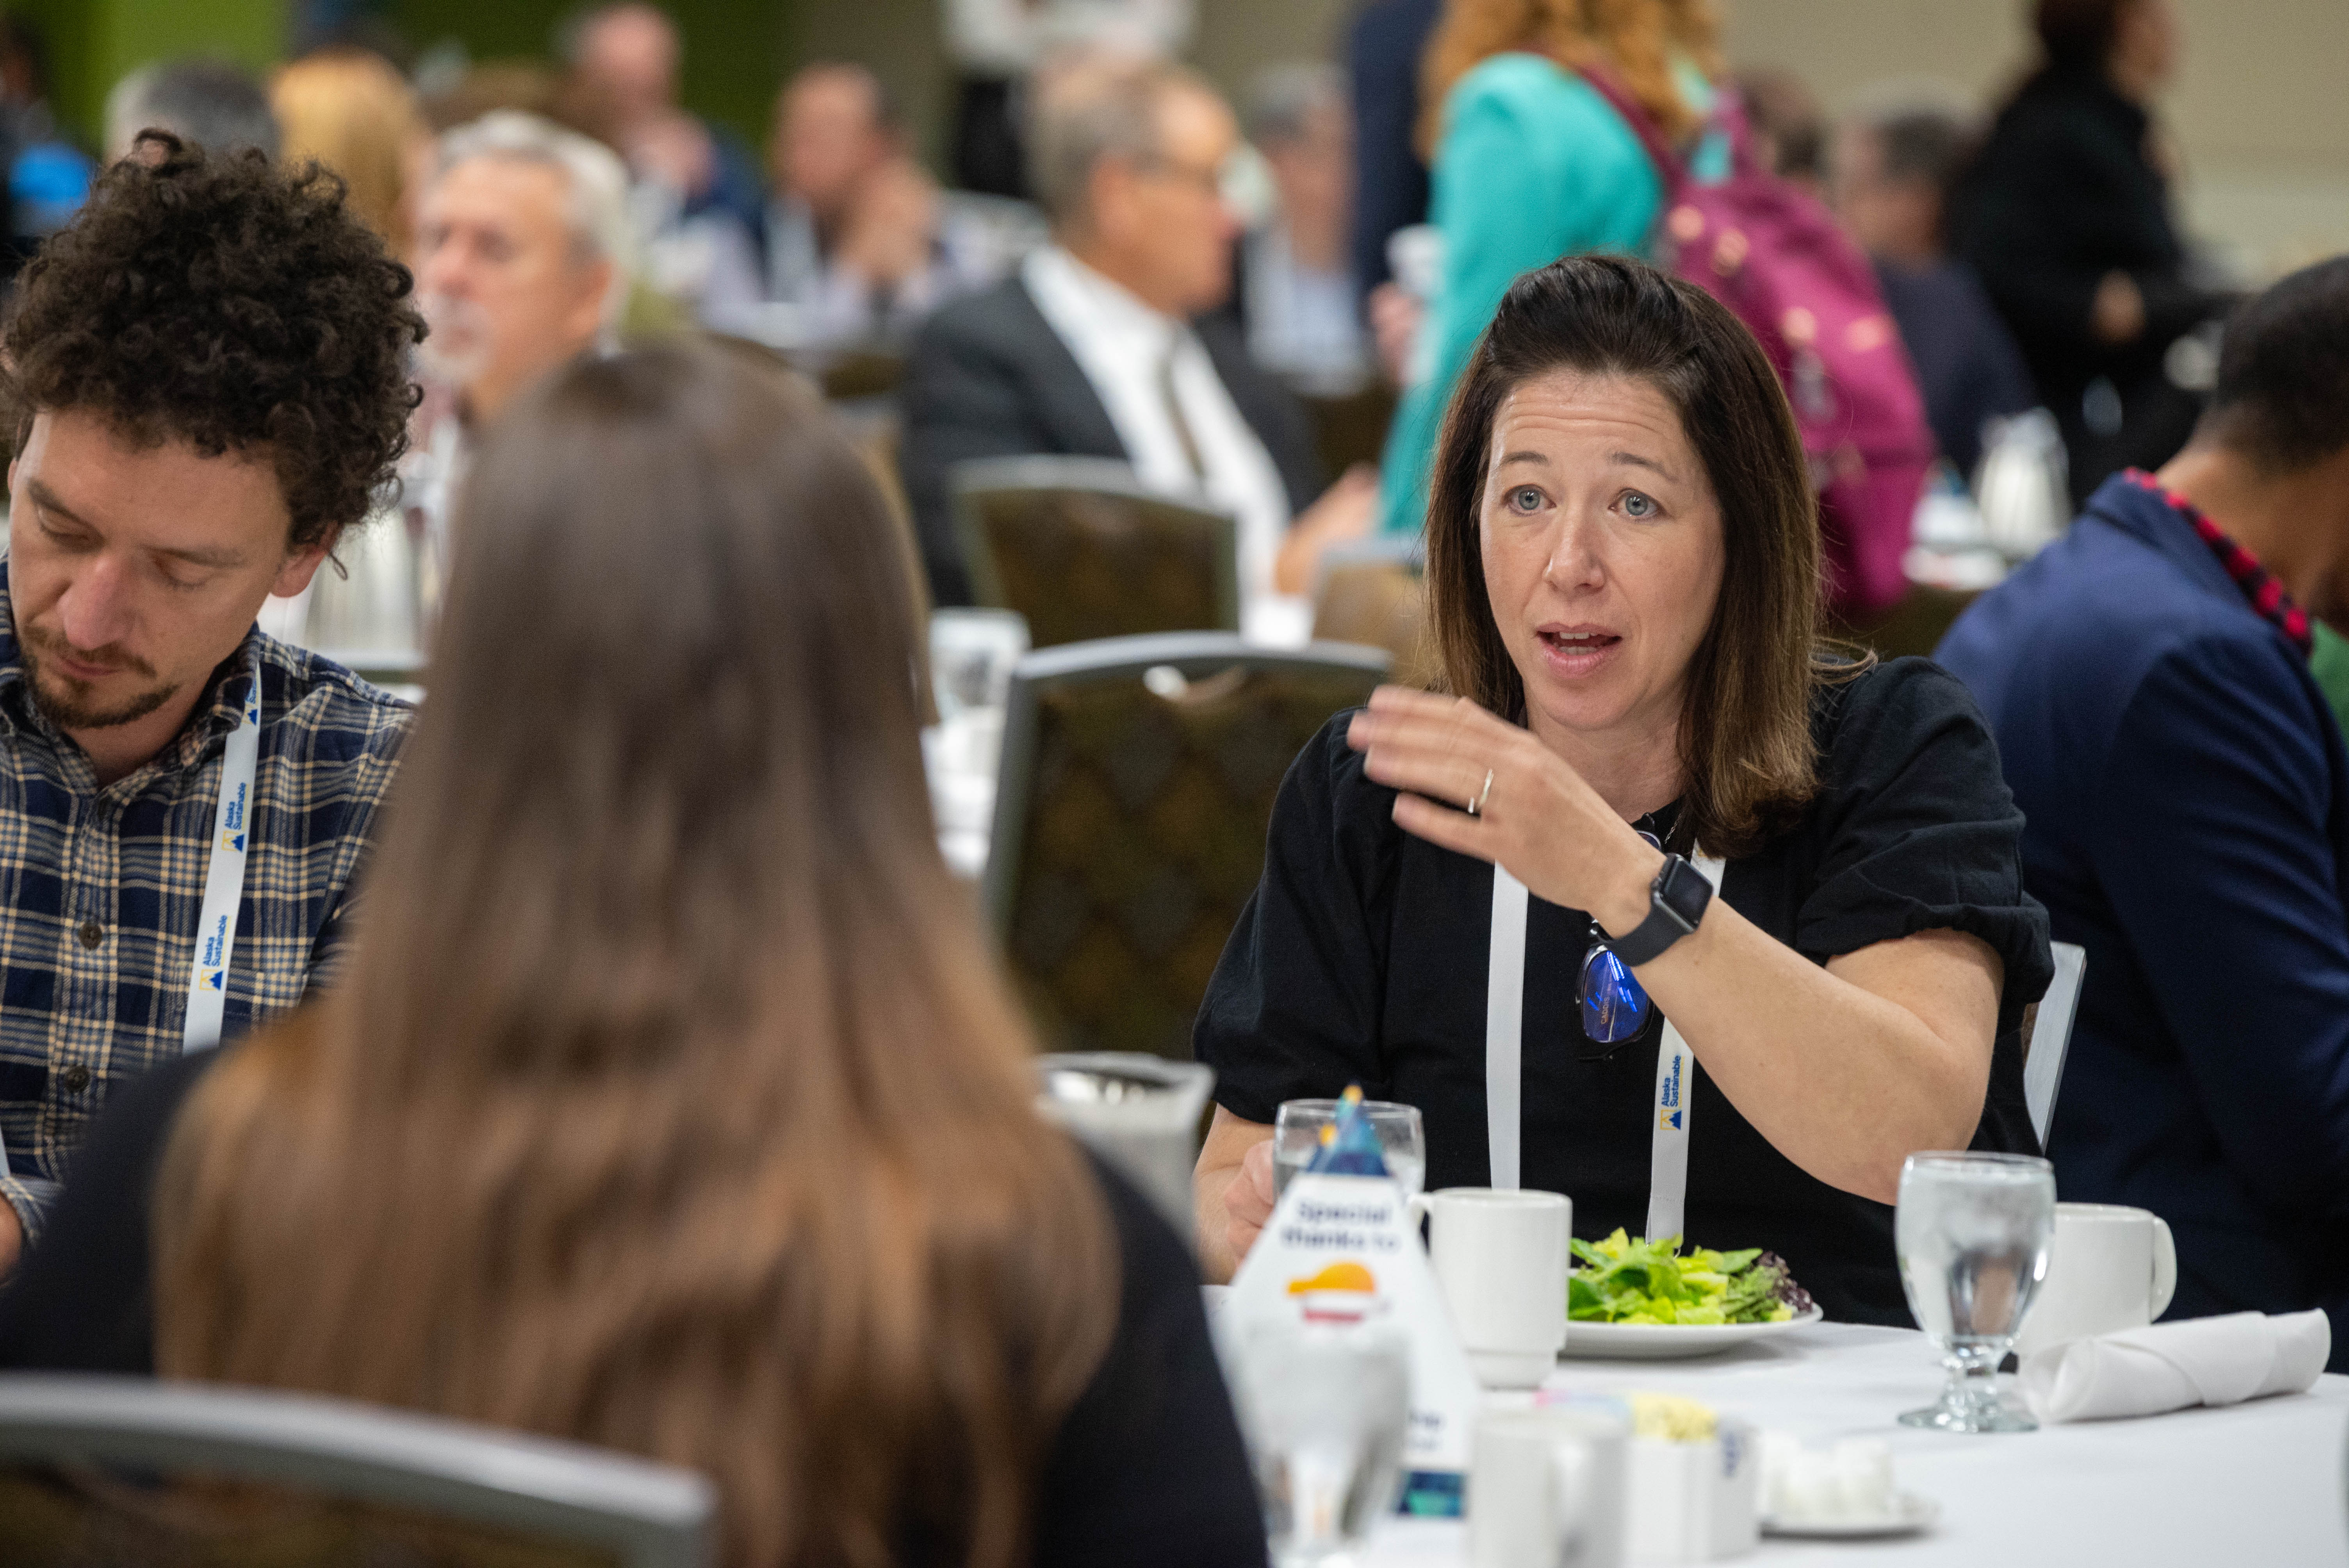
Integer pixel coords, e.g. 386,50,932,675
1603,853,1714,967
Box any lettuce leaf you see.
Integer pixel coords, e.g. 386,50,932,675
1565,1230,1810,1325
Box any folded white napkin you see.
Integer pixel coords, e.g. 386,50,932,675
2019,1310,2331,1424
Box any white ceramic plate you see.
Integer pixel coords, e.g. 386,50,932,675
1560,1306,1825,1359
1761,1493,1941,1539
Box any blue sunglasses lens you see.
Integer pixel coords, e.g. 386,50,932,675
1578,943,1652,1044
1576,827,1663,1046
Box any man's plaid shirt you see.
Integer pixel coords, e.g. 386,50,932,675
0,576,410,1242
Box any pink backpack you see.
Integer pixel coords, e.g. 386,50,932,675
1579,70,1932,619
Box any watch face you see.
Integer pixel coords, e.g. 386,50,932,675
1657,857,1713,928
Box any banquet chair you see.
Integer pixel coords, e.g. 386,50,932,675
1291,378,1399,478
1312,532,1438,689
0,1374,714,1568
1832,583,1982,660
2024,941,2087,1147
986,633,1390,1058
952,456,1240,649
809,347,906,403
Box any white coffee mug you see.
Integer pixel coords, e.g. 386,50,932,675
2013,1201,2178,1359
1406,1187,1569,1387
1470,1406,1628,1568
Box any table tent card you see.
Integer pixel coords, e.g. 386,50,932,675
1225,1168,1484,1515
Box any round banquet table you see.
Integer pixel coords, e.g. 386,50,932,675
1359,1322,2349,1566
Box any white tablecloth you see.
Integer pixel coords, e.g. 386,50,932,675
1362,1322,2349,1566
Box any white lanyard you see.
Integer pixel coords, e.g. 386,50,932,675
1484,854,1726,1241
180,653,263,1053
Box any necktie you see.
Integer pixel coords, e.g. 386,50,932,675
1157,338,1205,480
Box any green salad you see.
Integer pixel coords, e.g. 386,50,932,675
1567,1229,1816,1326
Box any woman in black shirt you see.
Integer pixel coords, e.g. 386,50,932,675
1192,257,2052,1324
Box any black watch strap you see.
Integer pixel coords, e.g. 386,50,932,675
1605,853,1714,967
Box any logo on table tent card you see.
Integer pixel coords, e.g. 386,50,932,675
1223,1172,1482,1502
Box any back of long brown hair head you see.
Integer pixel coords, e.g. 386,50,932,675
1424,255,1868,859
151,344,1118,1568
1417,0,1722,158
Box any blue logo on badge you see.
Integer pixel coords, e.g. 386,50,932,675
1659,1107,1682,1131
200,968,225,992
223,831,245,853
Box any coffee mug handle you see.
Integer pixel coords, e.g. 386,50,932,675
1406,1193,1433,1228
1546,1440,1592,1568
2149,1215,2176,1319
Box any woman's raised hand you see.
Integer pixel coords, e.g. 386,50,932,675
1345,686,1664,936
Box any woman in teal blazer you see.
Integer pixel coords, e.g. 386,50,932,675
1378,9,1718,536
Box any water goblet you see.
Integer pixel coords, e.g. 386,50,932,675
1228,1296,1412,1567
1895,1151,2057,1433
1273,1099,1426,1201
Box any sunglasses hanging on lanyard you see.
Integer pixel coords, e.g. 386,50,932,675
1484,840,1723,1242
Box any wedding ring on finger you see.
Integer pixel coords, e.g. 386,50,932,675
1466,768,1494,818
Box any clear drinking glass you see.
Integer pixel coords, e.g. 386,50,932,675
1228,1299,1412,1567
1895,1151,2057,1433
1274,1099,1426,1201
927,608,1029,722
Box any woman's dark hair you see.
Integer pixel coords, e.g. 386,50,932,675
152,344,1117,1568
1425,254,1859,857
2034,0,2134,73
0,132,422,552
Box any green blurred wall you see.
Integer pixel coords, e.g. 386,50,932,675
12,0,288,149
10,0,796,154
392,0,796,147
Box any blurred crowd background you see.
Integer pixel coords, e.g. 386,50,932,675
0,0,2339,663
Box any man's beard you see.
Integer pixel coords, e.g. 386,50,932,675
20,626,178,731
415,290,495,391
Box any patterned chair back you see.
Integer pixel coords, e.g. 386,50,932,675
1312,532,1438,690
1292,379,1399,477
986,634,1390,1058
952,457,1240,649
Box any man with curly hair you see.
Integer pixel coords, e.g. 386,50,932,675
0,135,422,1275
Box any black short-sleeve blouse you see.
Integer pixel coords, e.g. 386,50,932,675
1194,657,2054,1325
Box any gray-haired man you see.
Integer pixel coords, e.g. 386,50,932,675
898,56,1373,622
415,111,633,429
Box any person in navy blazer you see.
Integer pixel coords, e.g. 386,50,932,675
1937,258,2349,1369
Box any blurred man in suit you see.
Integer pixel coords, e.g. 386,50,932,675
765,62,995,347
559,2,764,253
900,56,1374,631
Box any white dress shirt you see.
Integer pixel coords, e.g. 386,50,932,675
1021,246,1309,643
945,0,1196,75
1243,225,1370,388
765,198,1000,346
